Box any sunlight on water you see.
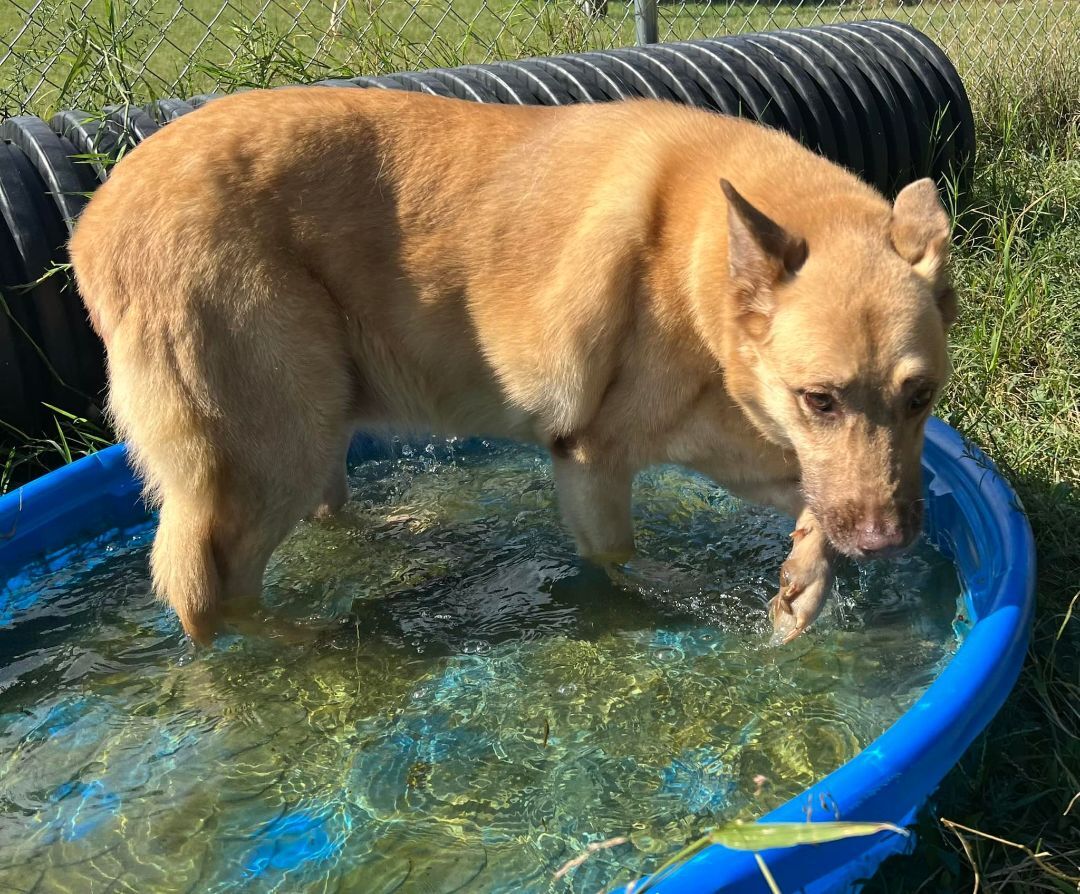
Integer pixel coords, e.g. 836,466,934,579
0,438,961,893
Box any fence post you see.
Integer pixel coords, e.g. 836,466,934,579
634,0,658,45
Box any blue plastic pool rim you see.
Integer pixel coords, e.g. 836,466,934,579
0,417,1036,894
627,417,1036,893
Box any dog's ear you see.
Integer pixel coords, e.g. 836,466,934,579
891,178,951,281
891,178,955,326
722,179,807,319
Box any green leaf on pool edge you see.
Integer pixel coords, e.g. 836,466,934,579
712,820,909,850
634,821,908,893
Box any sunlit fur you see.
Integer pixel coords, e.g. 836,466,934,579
70,88,953,644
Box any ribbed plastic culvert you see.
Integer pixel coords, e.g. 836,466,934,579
0,133,104,435
843,20,975,183
106,105,160,144
424,68,502,102
512,58,609,103
576,51,679,102
770,27,893,193
437,65,529,103
480,61,569,104
817,27,915,194
1,116,96,231
376,72,454,97
0,144,47,432
670,40,788,126
605,45,718,107
49,110,122,181
369,73,440,95
744,31,860,173
558,53,657,102
722,37,822,152
525,57,615,102
0,20,974,438
188,93,222,108
1,117,103,412
147,98,196,124
830,24,934,186
639,43,743,115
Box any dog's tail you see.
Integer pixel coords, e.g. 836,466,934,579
74,270,354,642
70,186,229,642
105,315,229,642
75,268,225,640
150,492,222,643
71,174,358,642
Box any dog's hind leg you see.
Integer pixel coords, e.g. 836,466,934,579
101,267,356,643
150,475,305,643
550,445,635,564
311,432,353,521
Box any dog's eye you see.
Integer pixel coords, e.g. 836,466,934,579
803,392,835,414
909,387,935,414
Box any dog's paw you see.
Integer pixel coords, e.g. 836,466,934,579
309,470,350,522
587,548,636,567
768,530,834,645
219,599,332,647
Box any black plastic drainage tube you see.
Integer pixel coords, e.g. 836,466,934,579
0,19,973,437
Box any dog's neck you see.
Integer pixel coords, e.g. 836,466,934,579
635,170,800,452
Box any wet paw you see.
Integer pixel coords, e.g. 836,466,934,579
769,540,834,645
219,599,330,646
310,472,349,522
310,502,339,521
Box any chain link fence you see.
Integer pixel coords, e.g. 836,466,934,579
2,0,1078,118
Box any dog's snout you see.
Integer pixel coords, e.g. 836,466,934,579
853,500,924,557
855,520,906,555
818,497,923,559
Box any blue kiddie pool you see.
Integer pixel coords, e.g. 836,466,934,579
0,418,1035,893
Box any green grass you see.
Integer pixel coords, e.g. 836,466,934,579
862,50,1080,894
1,2,1079,891
2,0,1074,117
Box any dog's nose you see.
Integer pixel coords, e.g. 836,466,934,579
855,521,906,555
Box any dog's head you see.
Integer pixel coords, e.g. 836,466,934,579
718,178,955,559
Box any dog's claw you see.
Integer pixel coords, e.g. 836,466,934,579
781,620,805,645
770,596,810,646
773,569,803,617
767,589,798,622
778,568,802,597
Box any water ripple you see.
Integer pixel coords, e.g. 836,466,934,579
0,439,961,891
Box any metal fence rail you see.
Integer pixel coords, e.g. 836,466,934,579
2,0,1078,118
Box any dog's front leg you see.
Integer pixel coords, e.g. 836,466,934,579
770,506,837,645
551,448,635,565
684,463,836,644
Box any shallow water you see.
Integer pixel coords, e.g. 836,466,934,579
0,438,961,893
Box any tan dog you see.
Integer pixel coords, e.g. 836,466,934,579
69,87,955,645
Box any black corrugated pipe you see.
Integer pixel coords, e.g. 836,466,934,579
0,20,973,438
